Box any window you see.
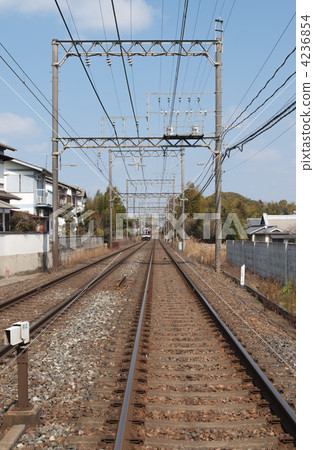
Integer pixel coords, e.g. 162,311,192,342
6,174,33,193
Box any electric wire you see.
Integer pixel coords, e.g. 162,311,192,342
224,71,296,136
53,0,115,132
54,0,134,196
187,98,296,204
0,52,115,188
169,0,189,127
225,12,296,127
225,48,296,134
224,123,295,173
110,0,139,137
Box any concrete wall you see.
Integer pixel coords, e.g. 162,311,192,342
0,233,50,277
226,240,296,284
0,233,104,278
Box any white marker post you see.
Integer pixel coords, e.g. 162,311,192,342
240,264,245,289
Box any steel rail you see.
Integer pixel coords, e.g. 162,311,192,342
0,242,147,359
0,241,142,311
114,241,155,449
160,240,296,442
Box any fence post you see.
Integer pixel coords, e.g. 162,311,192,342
253,241,256,274
284,242,288,285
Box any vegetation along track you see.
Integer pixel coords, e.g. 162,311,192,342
98,239,295,449
0,241,145,360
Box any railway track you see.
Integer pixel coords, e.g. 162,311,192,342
0,241,145,360
97,239,295,449
0,239,296,448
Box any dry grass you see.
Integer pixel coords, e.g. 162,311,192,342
182,238,226,266
222,261,296,314
171,238,295,314
59,240,131,269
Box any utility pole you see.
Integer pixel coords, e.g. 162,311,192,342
215,19,223,271
126,179,129,241
172,178,175,243
181,148,185,251
109,149,113,248
52,40,59,269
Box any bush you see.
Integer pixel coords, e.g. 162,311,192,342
9,212,38,232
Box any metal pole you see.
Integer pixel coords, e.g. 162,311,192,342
172,179,175,243
16,346,31,410
181,149,185,251
126,180,129,241
215,20,223,272
52,40,59,269
109,149,113,248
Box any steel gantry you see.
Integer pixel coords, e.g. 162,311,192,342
51,20,223,269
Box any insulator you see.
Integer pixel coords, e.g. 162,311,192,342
85,56,90,67
127,55,133,66
106,56,112,67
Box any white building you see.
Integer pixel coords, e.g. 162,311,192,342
4,157,86,232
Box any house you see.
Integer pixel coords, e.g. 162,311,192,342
4,157,86,232
0,142,20,231
245,213,296,243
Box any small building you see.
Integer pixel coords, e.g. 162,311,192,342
4,157,86,232
245,213,296,243
0,142,20,231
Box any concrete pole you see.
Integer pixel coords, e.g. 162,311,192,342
172,179,175,243
109,149,113,248
181,149,185,251
52,41,59,269
215,20,223,272
126,180,128,241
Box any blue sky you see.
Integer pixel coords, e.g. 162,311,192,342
0,0,296,204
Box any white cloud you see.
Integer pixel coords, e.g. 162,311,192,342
0,112,42,138
0,0,156,32
0,0,54,14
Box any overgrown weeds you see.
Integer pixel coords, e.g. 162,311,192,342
223,261,296,314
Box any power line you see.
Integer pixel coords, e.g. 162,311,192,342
169,0,189,127
53,0,116,133
0,50,114,184
225,100,296,153
224,71,296,135
226,12,296,127
224,123,295,173
110,0,139,137
225,48,296,133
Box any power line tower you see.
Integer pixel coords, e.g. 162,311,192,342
52,20,223,269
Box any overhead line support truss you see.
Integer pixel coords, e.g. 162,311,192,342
55,40,217,67
59,136,215,153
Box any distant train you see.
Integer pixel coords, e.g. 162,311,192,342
141,228,152,241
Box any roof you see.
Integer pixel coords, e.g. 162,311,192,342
0,142,17,152
254,226,283,235
245,225,265,235
0,199,19,210
8,159,85,193
262,213,296,231
10,158,51,175
247,218,261,227
0,190,22,201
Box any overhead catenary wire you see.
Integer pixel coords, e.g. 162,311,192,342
54,0,135,194
53,0,115,132
0,51,116,187
169,0,189,128
224,71,296,136
225,12,296,127
225,47,296,134
187,98,296,204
